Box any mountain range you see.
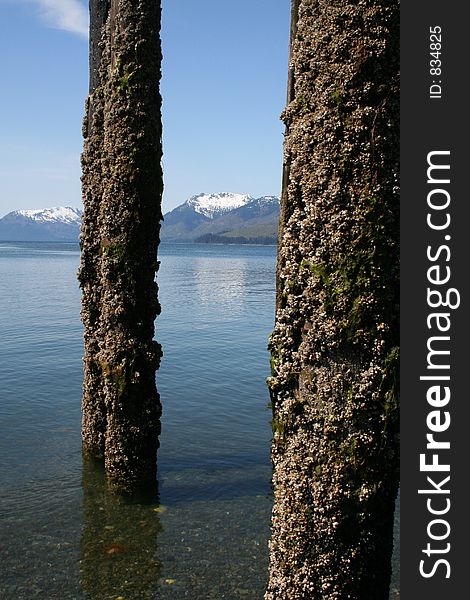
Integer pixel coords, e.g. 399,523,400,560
160,192,279,243
0,207,83,242
0,193,280,244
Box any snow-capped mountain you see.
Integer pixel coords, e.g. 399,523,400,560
186,192,253,219
15,206,82,225
0,195,280,243
0,207,82,241
161,193,280,242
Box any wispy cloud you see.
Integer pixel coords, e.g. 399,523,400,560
31,0,88,37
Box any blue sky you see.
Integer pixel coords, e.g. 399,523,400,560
0,0,290,217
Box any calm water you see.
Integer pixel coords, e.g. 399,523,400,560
0,242,399,599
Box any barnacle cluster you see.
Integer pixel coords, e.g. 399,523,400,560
79,1,163,492
266,1,399,597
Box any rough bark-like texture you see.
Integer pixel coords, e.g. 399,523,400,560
266,1,399,598
79,0,163,492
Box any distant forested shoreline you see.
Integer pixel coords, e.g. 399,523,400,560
194,233,277,245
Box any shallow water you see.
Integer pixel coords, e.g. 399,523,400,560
0,241,399,599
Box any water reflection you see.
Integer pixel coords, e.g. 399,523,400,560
0,243,275,598
192,257,249,310
80,459,162,599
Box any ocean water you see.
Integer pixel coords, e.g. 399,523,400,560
0,242,399,599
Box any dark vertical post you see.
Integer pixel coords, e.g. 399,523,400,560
267,1,399,597
79,0,163,492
